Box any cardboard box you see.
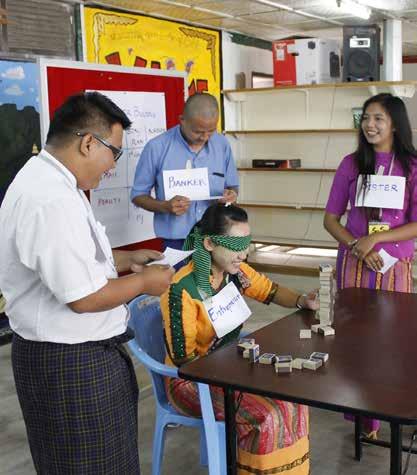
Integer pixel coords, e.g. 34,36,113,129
273,38,341,86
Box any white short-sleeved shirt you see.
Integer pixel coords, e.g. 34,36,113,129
0,149,128,343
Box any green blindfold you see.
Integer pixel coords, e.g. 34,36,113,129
183,227,252,298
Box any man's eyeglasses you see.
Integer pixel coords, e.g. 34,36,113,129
75,132,124,162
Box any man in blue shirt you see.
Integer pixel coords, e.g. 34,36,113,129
131,93,239,251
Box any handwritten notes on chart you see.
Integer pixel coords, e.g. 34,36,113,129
90,90,166,247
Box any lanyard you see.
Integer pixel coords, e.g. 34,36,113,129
197,273,230,302
376,153,395,221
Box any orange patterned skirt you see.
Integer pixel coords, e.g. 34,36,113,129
166,376,309,475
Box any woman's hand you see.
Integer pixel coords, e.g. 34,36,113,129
352,234,377,260
300,290,320,311
363,250,384,273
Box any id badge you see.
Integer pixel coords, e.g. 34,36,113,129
368,221,390,235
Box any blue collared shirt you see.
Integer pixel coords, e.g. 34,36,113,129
131,125,239,239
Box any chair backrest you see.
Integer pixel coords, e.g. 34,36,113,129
128,294,169,403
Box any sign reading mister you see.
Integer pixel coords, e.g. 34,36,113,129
355,174,405,210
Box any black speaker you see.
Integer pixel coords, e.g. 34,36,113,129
329,52,340,78
343,25,380,82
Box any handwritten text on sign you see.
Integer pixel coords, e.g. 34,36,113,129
89,90,166,246
203,282,252,338
163,167,210,201
355,175,406,210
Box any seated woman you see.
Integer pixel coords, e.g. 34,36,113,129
161,203,318,475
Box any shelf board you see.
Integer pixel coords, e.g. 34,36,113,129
248,261,321,277
238,167,336,173
238,202,325,211
225,129,357,134
250,236,337,249
223,80,417,95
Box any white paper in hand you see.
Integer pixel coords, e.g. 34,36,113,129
378,249,398,274
148,247,194,268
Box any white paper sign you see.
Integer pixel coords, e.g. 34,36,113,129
203,282,252,338
90,187,155,248
89,90,167,246
378,249,399,274
148,247,194,268
163,167,210,200
355,175,406,210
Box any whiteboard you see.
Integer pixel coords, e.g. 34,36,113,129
90,90,166,247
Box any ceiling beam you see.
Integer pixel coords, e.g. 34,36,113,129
254,0,343,26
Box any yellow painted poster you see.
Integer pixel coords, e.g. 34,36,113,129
83,7,221,104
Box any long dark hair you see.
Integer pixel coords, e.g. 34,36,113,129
355,93,417,179
198,203,248,235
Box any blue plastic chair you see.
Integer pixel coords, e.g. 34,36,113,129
128,294,226,475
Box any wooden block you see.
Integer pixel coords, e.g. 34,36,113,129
319,295,333,304
319,308,333,319
310,351,329,363
248,344,260,362
311,323,321,333
237,342,254,354
319,325,335,336
259,353,276,364
239,337,255,345
319,264,333,273
319,287,332,296
303,358,322,370
300,329,311,339
274,362,292,373
292,358,306,370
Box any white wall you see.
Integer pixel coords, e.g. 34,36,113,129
222,32,272,129
403,64,417,139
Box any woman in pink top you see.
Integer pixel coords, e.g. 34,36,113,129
324,93,417,437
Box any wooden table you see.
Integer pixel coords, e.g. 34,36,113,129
179,288,417,475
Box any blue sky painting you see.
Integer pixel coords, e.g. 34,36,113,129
0,60,39,111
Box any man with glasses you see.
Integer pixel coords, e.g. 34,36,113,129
131,93,239,256
75,131,124,162
0,91,174,474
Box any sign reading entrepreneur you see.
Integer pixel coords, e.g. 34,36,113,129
203,282,252,338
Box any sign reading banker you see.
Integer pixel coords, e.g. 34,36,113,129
163,167,214,201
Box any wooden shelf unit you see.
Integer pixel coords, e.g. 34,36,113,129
223,81,416,251
223,80,417,97
250,237,337,249
238,202,325,211
238,168,336,173
226,129,356,134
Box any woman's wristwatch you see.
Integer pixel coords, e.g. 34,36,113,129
296,294,307,309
